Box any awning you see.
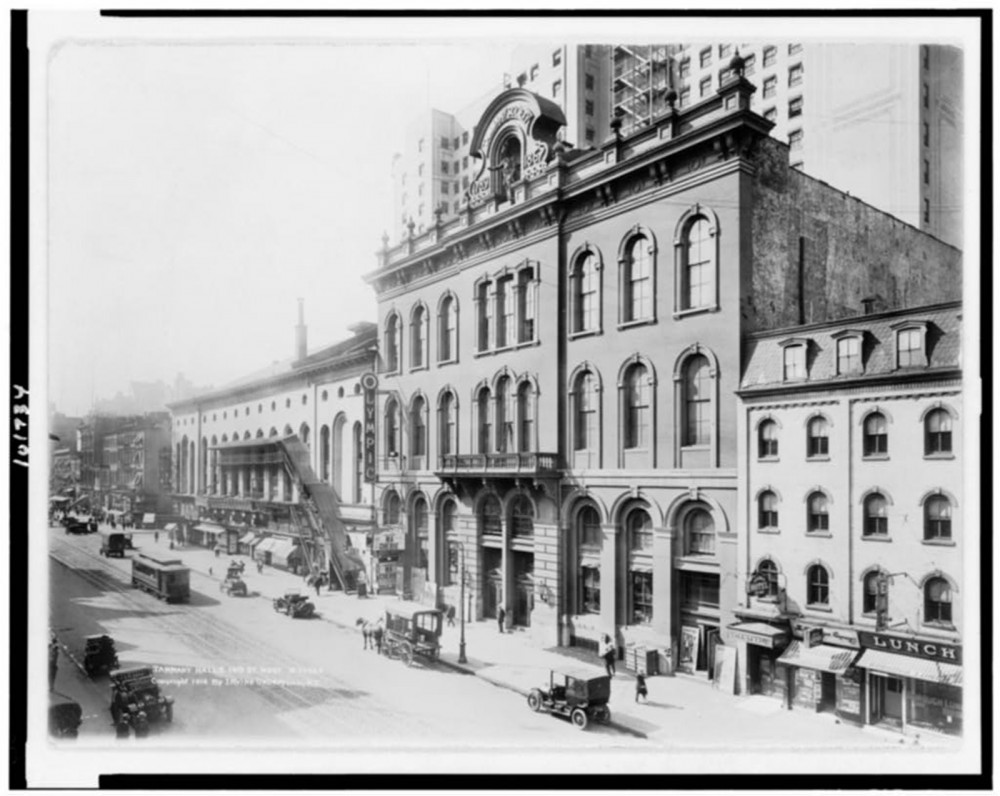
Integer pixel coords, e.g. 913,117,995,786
778,641,857,673
142,513,155,524
255,538,277,554
270,538,299,561
163,523,177,532
347,532,368,551
856,649,962,686
239,532,256,544
727,621,789,649
193,523,227,535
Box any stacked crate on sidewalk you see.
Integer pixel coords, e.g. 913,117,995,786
623,642,659,676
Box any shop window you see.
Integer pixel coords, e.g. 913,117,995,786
863,493,889,537
925,408,953,454
924,495,952,541
442,500,458,585
863,412,888,457
923,577,953,625
806,565,829,606
758,490,779,530
384,312,401,372
685,507,715,556
479,494,502,537
580,566,601,614
623,362,651,450
758,419,779,458
806,416,829,458
510,494,534,537
807,492,829,533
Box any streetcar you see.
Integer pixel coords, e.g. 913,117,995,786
131,553,191,602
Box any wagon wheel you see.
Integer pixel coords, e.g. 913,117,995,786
570,708,589,730
595,706,611,725
400,642,414,667
527,689,543,712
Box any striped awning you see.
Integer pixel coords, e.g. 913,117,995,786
255,538,277,554
239,532,256,544
193,523,227,535
856,649,962,686
778,641,858,673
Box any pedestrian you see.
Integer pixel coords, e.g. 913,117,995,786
115,714,131,739
600,633,617,677
314,577,321,598
446,605,456,628
48,633,59,692
635,672,648,703
154,531,159,544
257,560,264,574
496,604,506,634
208,567,213,577
373,618,384,655
214,546,220,558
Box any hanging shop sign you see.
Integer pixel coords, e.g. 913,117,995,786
746,572,770,597
857,631,961,665
361,373,379,483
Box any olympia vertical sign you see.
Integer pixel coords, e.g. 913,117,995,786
361,373,378,483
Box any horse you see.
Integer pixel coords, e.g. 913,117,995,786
355,617,384,653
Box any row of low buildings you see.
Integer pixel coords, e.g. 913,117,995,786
163,60,967,737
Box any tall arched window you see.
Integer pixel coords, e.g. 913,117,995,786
863,412,888,456
758,490,779,530
757,559,780,599
622,235,652,323
496,376,513,453
384,490,401,525
299,423,310,449
863,493,888,536
807,492,829,532
758,419,779,458
624,362,650,449
412,495,429,570
578,504,602,549
384,397,399,458
517,382,534,453
319,425,330,482
682,216,713,310
684,507,715,555
410,395,427,459
570,250,600,334
574,370,598,451
480,494,502,537
384,312,400,372
577,504,602,615
438,294,457,363
517,266,536,343
925,408,953,454
684,355,711,446
411,305,427,369
625,507,653,624
477,387,492,454
510,494,534,537
807,565,830,606
807,416,829,458
439,390,457,457
924,577,953,625
924,495,952,540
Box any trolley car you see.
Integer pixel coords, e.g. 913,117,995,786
131,554,191,602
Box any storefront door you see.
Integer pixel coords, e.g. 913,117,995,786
482,548,502,620
512,552,534,628
870,674,904,728
703,626,720,677
819,672,837,712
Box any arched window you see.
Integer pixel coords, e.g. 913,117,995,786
684,355,711,446
757,559,780,599
578,505,602,549
574,370,598,452
320,426,331,480
570,250,600,334
863,493,888,536
384,490,401,525
925,409,953,454
863,412,888,456
510,494,534,537
924,495,952,540
807,417,829,458
924,577,953,624
438,294,458,363
243,431,251,441
758,490,778,530
682,216,713,310
439,391,457,456
863,571,881,614
625,507,653,624
269,427,278,437
412,495,429,570
384,397,399,458
758,419,779,458
495,376,513,453
517,266,536,343
622,235,653,323
384,312,400,372
807,492,829,533
410,395,426,459
624,362,650,449
411,305,428,369
577,504,602,615
517,381,534,453
627,507,653,552
807,565,830,606
299,423,310,449
480,494,502,537
684,507,715,555
477,387,492,454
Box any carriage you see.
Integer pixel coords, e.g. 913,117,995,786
381,603,442,666
83,634,119,677
273,590,315,618
219,562,248,597
526,667,612,730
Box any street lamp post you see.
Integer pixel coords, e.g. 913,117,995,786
455,541,468,664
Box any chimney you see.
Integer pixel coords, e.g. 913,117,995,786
295,298,307,361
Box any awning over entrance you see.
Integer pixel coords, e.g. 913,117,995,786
778,641,857,673
239,532,256,545
856,648,962,686
727,621,789,649
142,513,155,525
270,539,298,559
194,523,227,536
163,523,177,532
255,538,278,554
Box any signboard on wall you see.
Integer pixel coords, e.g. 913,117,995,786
678,626,700,673
712,646,738,695
361,373,378,483
857,631,961,665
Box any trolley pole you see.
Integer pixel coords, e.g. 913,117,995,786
458,542,467,664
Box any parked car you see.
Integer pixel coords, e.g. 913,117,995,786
527,667,612,730
109,666,174,726
83,634,119,677
272,590,315,618
49,694,83,739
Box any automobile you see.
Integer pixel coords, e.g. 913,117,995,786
109,666,174,726
63,518,91,535
526,667,612,730
99,531,129,558
272,590,315,618
49,694,83,739
382,603,442,666
219,565,248,597
83,634,119,677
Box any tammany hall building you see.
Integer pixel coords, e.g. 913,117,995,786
363,60,961,681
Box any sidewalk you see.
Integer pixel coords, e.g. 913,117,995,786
133,532,962,750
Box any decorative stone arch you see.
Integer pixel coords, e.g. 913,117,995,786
858,563,888,582
672,343,721,467
220,434,228,443
663,488,731,535
617,353,657,468
803,410,834,429
502,485,538,524
472,484,504,518
858,406,894,426
859,486,893,506
753,554,784,574
567,242,605,335
803,486,834,504
609,491,663,529
917,487,959,508
491,364,518,394
802,558,835,579
431,485,459,515
919,401,959,422
617,223,658,325
381,487,403,525
919,569,959,593
561,489,610,527
754,485,783,503
243,431,252,441
753,413,783,431
406,487,430,514
673,202,721,314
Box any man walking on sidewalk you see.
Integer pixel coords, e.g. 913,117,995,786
600,633,617,678
49,633,59,692
496,604,506,634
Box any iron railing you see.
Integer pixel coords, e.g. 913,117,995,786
435,452,560,475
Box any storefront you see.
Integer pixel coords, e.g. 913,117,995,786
677,569,721,677
373,528,402,595
269,537,302,573
237,531,258,556
777,638,859,717
726,621,790,698
856,631,962,736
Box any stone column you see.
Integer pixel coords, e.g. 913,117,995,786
224,468,232,497
652,526,675,645
456,514,479,620
531,521,561,647
427,508,440,605
500,515,510,630
600,523,619,636
237,467,245,498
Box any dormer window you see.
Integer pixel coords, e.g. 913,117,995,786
779,338,809,381
891,321,929,368
832,330,864,375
